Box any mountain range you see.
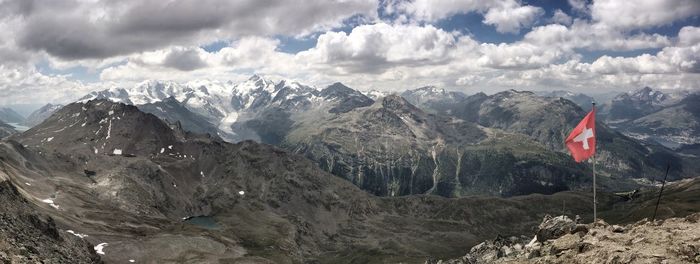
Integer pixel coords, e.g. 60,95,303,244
537,87,700,150
66,76,699,199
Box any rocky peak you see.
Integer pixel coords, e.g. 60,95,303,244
381,94,417,111
375,95,430,126
320,82,357,98
321,83,374,113
17,99,181,156
621,86,667,105
607,87,671,121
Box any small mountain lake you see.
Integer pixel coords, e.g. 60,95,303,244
184,216,220,230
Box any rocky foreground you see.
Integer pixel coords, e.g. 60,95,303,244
430,213,700,264
0,181,101,263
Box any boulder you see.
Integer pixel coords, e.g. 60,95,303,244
536,215,576,242
550,233,582,255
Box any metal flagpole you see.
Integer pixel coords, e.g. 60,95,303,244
593,152,596,221
592,103,597,222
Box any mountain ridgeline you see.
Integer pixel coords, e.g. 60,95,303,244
71,76,698,198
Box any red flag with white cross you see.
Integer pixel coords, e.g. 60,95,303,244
565,107,596,162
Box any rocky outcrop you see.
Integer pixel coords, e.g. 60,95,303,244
432,213,700,264
0,181,101,263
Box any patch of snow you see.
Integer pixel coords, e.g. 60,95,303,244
113,149,122,155
94,243,108,255
168,145,173,149
106,119,113,139
94,148,99,154
66,230,88,238
24,182,31,186
200,171,205,177
129,260,135,263
238,190,245,195
108,110,114,115
81,122,86,127
160,148,165,154
41,199,59,209
47,137,54,142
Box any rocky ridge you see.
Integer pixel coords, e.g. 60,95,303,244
431,213,700,264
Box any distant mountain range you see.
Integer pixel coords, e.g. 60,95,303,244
66,76,699,198
538,87,700,149
22,103,64,127
602,87,699,148
0,107,24,124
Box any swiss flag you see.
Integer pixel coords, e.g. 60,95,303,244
565,107,596,162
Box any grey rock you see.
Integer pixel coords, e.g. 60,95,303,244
536,215,576,242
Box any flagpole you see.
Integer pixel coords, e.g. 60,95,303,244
592,103,597,222
593,151,596,221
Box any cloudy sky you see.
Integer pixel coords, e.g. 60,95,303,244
0,0,699,105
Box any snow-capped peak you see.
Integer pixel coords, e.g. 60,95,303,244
363,90,390,100
412,86,446,96
233,75,276,96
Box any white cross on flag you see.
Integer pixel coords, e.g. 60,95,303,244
565,107,596,162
